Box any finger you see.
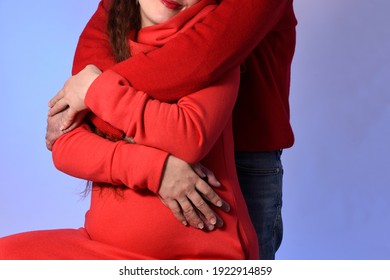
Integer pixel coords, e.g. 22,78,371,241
214,213,224,228
45,129,63,151
196,210,217,231
61,120,78,134
61,111,85,133
196,208,226,231
195,179,230,212
48,89,65,108
45,138,53,151
186,188,219,227
177,197,205,230
161,198,188,227
62,109,88,133
201,166,221,187
191,163,206,178
219,200,231,213
60,108,78,131
48,98,68,116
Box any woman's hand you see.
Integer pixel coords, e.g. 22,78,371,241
158,155,230,231
48,64,102,131
46,108,88,151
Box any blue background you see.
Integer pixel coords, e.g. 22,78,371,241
0,0,389,259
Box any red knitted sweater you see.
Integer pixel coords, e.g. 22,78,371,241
72,0,297,152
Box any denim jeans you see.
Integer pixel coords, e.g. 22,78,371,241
235,150,283,260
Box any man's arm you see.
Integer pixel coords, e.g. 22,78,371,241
73,0,290,101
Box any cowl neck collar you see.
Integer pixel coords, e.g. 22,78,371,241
88,0,217,141
130,0,216,54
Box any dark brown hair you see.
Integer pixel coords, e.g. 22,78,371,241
83,1,141,196
108,0,141,62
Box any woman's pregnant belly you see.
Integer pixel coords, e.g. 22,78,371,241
84,185,244,260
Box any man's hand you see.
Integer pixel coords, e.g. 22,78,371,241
48,65,101,131
158,155,230,231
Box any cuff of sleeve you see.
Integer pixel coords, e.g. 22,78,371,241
84,69,130,110
111,142,169,194
148,150,169,194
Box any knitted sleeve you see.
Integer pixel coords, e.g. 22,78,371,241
51,123,169,194
84,68,240,164
73,0,289,101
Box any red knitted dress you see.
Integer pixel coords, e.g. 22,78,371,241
0,0,258,259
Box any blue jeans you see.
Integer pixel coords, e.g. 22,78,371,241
235,150,283,260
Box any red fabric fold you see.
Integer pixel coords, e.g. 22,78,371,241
87,0,217,141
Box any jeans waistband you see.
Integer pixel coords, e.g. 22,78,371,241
234,150,283,160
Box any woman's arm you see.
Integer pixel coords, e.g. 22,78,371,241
84,67,240,164
51,120,226,230
48,65,239,164
51,123,168,193
73,0,290,100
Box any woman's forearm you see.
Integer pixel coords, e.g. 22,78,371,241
52,123,168,193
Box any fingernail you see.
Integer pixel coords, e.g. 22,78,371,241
210,217,217,225
208,225,215,231
216,200,223,207
198,223,204,229
182,221,188,226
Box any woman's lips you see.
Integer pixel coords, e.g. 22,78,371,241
161,0,183,10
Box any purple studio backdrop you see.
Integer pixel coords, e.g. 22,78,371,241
0,0,389,259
